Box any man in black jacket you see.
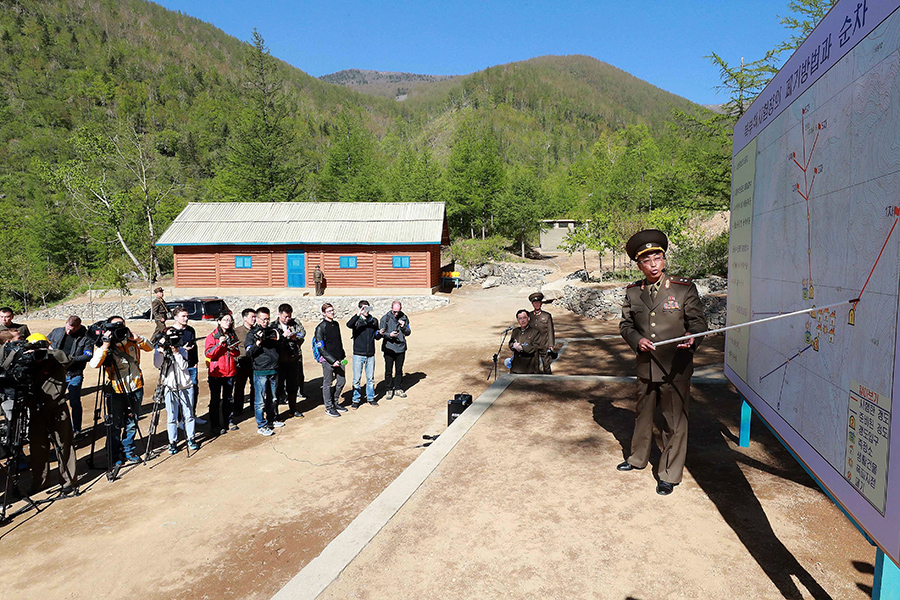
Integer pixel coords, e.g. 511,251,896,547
346,300,379,409
379,301,411,399
47,315,93,435
275,303,306,419
246,307,284,436
314,303,346,418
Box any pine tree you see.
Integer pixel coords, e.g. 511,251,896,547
219,29,301,202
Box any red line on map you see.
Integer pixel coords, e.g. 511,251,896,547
856,216,900,303
805,129,821,171
792,109,821,285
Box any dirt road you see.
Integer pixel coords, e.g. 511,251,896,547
0,257,877,599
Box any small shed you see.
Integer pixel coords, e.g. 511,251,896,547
156,202,450,295
539,219,584,250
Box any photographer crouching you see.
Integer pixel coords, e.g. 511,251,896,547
88,316,153,465
0,331,78,497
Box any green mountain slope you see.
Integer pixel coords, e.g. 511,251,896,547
0,0,730,308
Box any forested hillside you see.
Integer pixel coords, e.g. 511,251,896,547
0,0,732,310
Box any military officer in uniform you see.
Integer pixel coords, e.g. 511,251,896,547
527,292,555,374
151,287,168,336
509,310,540,374
617,229,707,496
314,266,324,296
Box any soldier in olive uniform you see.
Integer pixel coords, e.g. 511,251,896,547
527,292,555,374
509,310,540,374
151,287,168,336
314,266,324,296
617,229,707,496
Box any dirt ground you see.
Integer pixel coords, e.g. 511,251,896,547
0,251,879,599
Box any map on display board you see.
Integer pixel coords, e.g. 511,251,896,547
726,0,900,564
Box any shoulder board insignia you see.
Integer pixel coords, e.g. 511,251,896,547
626,282,641,289
671,277,692,285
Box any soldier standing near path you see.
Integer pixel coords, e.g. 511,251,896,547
314,266,324,296
617,229,707,496
151,287,168,336
527,292,555,374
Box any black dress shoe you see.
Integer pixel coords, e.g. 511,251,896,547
656,481,676,495
616,461,643,471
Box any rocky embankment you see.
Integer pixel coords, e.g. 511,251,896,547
25,295,449,323
556,276,728,329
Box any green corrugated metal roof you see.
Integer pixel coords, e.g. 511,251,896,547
157,202,447,246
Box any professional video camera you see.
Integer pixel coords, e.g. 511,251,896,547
87,320,131,347
0,339,42,522
0,339,45,391
252,326,278,343
152,326,183,350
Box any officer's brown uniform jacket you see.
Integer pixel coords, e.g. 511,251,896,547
619,274,707,382
509,326,540,374
151,298,167,323
527,310,555,351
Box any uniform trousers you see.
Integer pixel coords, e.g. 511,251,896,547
626,377,690,484
538,350,553,374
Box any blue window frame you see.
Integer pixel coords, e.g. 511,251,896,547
235,256,253,269
339,256,357,269
392,256,411,269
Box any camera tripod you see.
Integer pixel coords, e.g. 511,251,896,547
86,368,121,482
487,326,514,381
144,346,192,461
1,392,40,525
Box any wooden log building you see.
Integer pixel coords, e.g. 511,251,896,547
156,202,450,295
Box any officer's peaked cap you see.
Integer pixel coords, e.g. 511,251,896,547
626,229,668,261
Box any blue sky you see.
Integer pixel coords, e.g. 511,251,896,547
154,0,798,106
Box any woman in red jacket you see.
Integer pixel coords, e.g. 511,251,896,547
205,313,240,435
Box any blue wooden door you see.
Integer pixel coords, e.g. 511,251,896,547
287,252,306,288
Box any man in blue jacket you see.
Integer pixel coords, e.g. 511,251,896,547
346,300,379,409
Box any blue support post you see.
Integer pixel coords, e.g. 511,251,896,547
874,548,900,600
739,398,752,448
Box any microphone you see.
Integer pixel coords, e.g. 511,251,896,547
503,325,515,332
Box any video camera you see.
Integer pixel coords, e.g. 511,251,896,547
252,326,278,343
0,340,42,454
213,328,240,349
87,320,131,347
0,339,46,389
152,326,183,350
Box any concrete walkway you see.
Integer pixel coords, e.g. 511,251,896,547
274,372,875,599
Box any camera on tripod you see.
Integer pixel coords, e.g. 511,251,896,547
152,327,183,350
87,320,130,347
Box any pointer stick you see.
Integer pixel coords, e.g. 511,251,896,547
653,299,856,348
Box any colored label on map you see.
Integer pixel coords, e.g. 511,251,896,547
845,380,892,514
726,138,756,383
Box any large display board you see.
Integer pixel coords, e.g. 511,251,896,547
727,0,900,564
